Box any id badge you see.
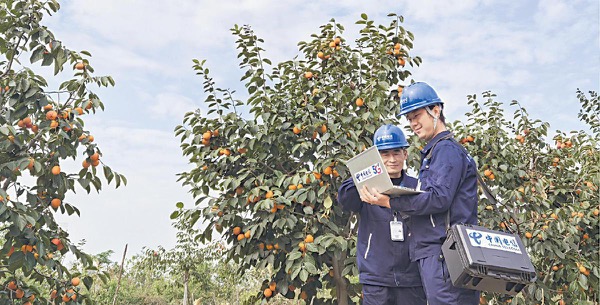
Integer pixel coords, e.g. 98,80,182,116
390,216,404,241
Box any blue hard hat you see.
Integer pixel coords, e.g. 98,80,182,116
398,82,443,116
373,124,409,150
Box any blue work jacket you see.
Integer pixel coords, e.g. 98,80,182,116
337,171,422,287
390,131,478,261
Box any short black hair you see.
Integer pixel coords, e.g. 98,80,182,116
428,104,445,124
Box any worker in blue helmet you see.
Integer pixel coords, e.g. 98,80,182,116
360,82,480,305
338,124,426,305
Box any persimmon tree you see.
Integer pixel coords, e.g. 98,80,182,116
174,13,420,304
0,1,125,304
441,90,598,305
135,220,263,305
136,218,226,305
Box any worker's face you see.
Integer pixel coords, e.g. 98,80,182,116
379,149,407,178
406,106,440,141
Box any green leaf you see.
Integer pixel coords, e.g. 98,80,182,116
324,196,332,209
303,206,313,215
103,165,114,182
7,251,24,271
23,214,37,227
30,47,44,63
13,214,26,231
83,276,93,290
23,252,36,271
578,273,588,289
55,49,68,73
41,53,53,66
78,178,90,189
287,251,302,261
318,186,328,196
342,264,353,277
304,260,318,274
306,242,318,253
299,269,308,282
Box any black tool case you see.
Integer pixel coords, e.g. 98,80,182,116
442,224,537,295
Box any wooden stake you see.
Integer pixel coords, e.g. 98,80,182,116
112,244,128,305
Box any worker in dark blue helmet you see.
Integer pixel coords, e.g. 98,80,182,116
338,124,426,305
360,82,479,305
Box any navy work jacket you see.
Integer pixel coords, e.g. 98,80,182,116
390,131,478,261
337,171,422,287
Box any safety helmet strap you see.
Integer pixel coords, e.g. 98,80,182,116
424,105,441,130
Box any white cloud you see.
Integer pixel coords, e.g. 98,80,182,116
534,0,576,29
147,92,201,119
404,0,482,22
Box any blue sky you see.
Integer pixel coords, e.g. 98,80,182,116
38,0,599,261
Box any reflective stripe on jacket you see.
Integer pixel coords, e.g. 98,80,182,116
338,172,422,287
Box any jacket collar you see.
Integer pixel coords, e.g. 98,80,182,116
390,169,407,181
420,130,452,157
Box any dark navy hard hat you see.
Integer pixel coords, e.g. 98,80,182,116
398,82,443,116
373,124,409,151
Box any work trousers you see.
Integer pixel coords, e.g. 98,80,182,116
418,254,480,305
362,284,427,305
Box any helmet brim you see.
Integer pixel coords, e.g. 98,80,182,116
398,99,443,116
377,144,409,151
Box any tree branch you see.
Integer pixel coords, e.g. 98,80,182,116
0,33,25,80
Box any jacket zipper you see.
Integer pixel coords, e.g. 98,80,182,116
430,214,436,227
364,233,372,259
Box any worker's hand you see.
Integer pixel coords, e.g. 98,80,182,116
359,186,390,208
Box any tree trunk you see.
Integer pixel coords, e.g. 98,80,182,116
183,269,190,305
331,214,358,305
333,253,349,305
